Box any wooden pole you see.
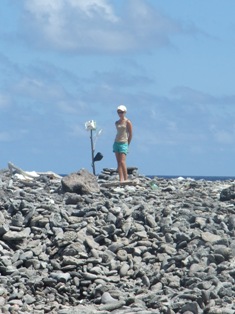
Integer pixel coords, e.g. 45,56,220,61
90,129,96,175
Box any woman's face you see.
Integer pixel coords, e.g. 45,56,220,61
117,110,125,117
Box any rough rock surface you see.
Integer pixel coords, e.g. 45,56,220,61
0,167,235,314
61,168,100,194
220,185,235,201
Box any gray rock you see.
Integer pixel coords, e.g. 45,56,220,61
220,185,235,201
61,169,100,194
3,227,31,241
0,223,9,235
0,167,234,313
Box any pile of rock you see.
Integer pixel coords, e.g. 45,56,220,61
0,167,235,314
98,167,139,182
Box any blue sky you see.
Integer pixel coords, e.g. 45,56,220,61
1,0,235,176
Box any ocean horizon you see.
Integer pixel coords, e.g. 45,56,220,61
147,175,235,181
59,172,235,182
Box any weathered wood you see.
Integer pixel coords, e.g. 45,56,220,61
8,162,38,178
8,162,62,179
36,172,62,179
100,178,139,187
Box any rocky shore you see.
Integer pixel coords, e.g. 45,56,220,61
1,166,235,314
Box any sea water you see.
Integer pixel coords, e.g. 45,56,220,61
147,175,235,181
60,172,235,182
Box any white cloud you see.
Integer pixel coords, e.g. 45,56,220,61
23,0,120,51
12,77,65,101
20,0,191,53
68,0,119,22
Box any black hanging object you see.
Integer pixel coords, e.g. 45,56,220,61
93,152,103,162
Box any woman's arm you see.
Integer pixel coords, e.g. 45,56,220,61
127,120,133,145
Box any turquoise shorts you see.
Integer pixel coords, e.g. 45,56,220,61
113,142,128,154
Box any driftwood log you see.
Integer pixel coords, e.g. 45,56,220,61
8,162,62,179
100,178,140,187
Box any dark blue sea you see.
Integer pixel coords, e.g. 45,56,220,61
147,175,235,181
60,173,235,182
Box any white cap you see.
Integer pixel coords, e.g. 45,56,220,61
117,105,127,112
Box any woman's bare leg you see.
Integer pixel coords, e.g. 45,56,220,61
120,153,128,181
115,152,127,181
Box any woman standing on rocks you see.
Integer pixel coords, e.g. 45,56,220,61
113,105,133,182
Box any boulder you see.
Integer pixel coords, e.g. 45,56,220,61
220,185,235,201
61,169,100,195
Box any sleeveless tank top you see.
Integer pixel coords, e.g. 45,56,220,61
115,120,129,142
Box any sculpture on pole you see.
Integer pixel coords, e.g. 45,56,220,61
85,120,103,175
